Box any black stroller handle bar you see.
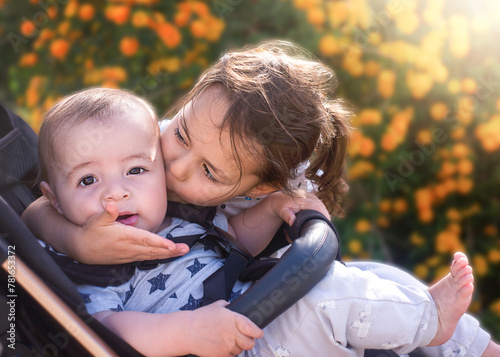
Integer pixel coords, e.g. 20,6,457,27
185,214,339,357
227,217,339,328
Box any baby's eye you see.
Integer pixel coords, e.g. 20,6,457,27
128,167,146,175
78,175,96,186
174,128,188,147
203,164,218,183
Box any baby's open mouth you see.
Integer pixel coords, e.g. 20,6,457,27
116,213,139,226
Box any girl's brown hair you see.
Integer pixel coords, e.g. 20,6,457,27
171,41,351,215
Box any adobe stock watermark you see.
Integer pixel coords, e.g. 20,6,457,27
132,65,170,98
8,0,69,54
341,0,411,59
212,0,245,17
38,301,98,356
384,74,500,192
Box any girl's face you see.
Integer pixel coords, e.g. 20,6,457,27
161,88,270,206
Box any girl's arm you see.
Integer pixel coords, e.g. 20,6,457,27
94,300,263,357
21,197,188,264
228,191,330,256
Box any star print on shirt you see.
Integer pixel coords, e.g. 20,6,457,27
179,294,202,311
186,258,207,277
123,284,135,305
147,272,170,294
80,293,91,303
110,305,124,312
169,292,177,299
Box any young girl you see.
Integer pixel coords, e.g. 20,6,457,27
23,42,499,356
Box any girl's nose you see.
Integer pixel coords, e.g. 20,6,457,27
168,154,192,182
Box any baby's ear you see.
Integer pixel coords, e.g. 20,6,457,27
40,181,63,215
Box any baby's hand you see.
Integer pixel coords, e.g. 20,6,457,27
189,300,264,357
74,202,189,264
268,191,330,226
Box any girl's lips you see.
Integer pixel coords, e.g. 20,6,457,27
116,213,139,226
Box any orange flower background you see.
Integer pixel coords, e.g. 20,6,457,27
1,0,500,338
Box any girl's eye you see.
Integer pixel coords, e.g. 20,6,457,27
128,167,146,175
78,176,96,186
174,128,188,147
203,164,218,183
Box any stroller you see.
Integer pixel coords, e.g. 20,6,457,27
0,103,412,356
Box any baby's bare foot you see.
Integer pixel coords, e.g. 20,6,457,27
427,252,474,346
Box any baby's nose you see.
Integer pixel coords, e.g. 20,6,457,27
102,181,130,202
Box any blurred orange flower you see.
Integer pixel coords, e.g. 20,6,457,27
190,19,207,38
120,37,139,57
456,177,473,194
406,69,433,99
379,199,391,213
132,11,150,28
419,208,434,223
457,159,473,175
358,109,382,125
393,198,408,214
50,39,70,60
19,53,38,67
439,161,455,178
348,160,374,179
156,22,182,49
205,17,225,42
191,1,210,18
348,239,362,254
452,143,469,158
355,219,371,233
435,230,462,253
359,137,375,157
377,70,396,98
446,208,461,221
364,61,380,77
461,78,477,94
78,4,95,21
430,102,448,121
307,7,325,27
174,10,190,27
105,5,130,25
65,0,78,17
20,20,36,37
381,132,398,152
473,255,488,276
319,34,340,56
415,188,434,209
488,249,500,263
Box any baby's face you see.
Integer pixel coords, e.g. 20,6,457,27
47,114,167,233
160,88,263,206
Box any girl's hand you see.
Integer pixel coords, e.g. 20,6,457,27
189,300,264,357
74,202,189,264
268,191,330,226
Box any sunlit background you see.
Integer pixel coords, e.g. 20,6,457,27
1,0,500,338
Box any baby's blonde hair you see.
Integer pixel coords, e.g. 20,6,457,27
39,87,158,183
